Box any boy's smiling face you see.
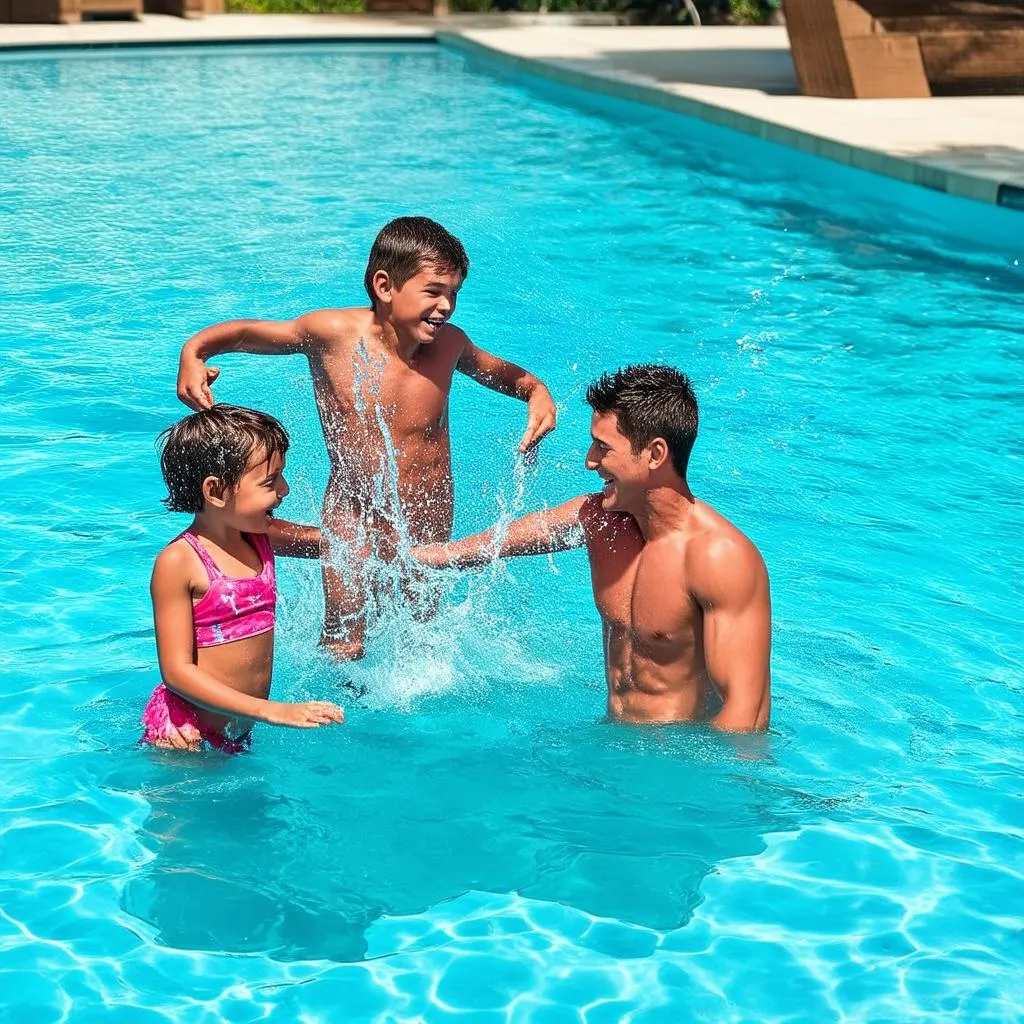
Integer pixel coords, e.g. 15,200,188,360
376,264,463,344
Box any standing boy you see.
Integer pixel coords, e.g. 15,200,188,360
176,217,556,659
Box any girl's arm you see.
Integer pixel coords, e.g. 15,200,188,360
150,545,342,727
266,517,322,559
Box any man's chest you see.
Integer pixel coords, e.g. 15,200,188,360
591,543,699,650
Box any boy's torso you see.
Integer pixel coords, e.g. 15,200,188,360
306,308,466,538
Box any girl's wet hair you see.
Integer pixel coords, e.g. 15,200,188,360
159,404,289,513
586,364,699,479
363,216,470,305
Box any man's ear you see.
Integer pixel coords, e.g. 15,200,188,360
202,476,229,509
372,270,393,305
648,438,670,472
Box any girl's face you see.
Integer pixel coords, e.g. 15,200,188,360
221,449,290,533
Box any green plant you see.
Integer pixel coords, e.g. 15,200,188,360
226,0,364,12
727,0,776,22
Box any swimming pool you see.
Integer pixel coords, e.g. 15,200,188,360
1,39,1023,1022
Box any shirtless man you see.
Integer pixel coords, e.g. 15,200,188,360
176,217,557,659
413,364,771,731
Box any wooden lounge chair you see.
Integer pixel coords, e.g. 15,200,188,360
783,0,1024,97
2,0,219,21
143,0,222,15
4,0,140,20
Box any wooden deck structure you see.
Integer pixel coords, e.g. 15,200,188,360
2,0,220,23
783,0,1024,97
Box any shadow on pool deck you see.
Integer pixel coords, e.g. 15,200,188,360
595,46,799,95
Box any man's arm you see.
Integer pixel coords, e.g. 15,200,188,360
412,495,590,569
266,518,322,559
176,310,335,411
691,535,772,733
455,338,557,452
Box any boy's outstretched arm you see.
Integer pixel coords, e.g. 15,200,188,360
456,339,557,452
176,311,335,411
412,495,589,569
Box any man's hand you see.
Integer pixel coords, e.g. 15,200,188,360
263,700,345,728
177,353,220,411
519,385,557,453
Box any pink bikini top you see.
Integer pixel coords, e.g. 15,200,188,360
178,531,276,648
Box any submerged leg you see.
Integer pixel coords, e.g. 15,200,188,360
320,522,369,661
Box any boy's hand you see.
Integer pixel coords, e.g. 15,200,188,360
519,385,557,453
177,354,221,411
264,700,345,728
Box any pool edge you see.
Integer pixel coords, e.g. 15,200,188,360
2,18,1019,215
437,31,1020,214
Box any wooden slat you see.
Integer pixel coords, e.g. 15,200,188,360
11,0,68,20
845,32,932,95
920,27,1024,89
861,0,1024,18
80,0,140,11
880,12,1024,31
782,0,857,97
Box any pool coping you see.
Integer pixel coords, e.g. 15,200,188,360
2,15,1021,212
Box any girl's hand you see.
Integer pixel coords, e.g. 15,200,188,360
409,543,450,568
264,700,345,728
153,722,203,751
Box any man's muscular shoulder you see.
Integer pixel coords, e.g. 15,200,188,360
686,509,768,610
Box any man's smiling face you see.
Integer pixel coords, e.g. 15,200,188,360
585,410,650,513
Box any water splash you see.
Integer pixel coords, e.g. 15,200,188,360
307,345,552,711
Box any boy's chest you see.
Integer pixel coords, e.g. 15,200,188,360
315,342,459,429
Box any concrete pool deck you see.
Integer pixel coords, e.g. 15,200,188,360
2,14,1022,210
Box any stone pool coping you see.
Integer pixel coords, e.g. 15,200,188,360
2,15,1022,211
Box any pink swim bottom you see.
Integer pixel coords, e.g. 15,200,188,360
141,684,251,754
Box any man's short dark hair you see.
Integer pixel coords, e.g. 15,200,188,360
363,217,470,306
159,404,289,514
586,364,699,479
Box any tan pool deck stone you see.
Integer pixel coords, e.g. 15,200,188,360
2,15,1022,209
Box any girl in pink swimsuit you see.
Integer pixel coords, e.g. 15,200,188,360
143,404,344,752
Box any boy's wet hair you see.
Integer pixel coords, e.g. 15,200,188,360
159,404,289,514
586,364,699,479
363,216,470,305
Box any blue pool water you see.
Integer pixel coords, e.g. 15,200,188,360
1,40,1023,1022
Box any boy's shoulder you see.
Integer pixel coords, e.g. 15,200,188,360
295,307,374,346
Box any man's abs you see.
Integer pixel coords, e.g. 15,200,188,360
603,628,713,724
